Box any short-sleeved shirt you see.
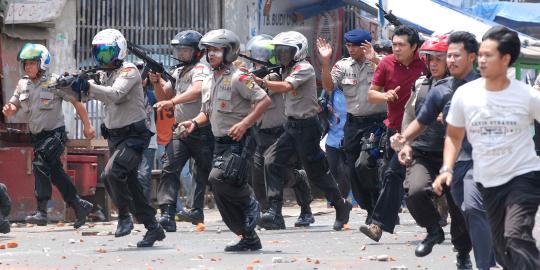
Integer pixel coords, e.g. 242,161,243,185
201,66,268,137
259,90,286,129
417,71,480,161
88,62,147,129
371,54,426,131
283,60,320,119
446,78,540,187
324,89,347,149
166,62,210,123
331,57,386,116
9,74,72,134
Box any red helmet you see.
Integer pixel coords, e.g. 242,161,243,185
420,35,449,55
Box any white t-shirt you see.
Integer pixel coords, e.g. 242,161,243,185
446,78,540,187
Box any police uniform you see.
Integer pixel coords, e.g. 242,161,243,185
156,62,213,226
202,65,267,240
264,60,351,230
251,81,313,227
88,62,159,234
331,57,387,220
9,75,92,226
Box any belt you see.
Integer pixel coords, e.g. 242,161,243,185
215,136,237,144
286,115,319,128
107,119,146,137
346,113,386,125
258,126,284,135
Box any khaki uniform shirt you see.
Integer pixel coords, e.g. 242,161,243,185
88,62,146,129
166,62,210,123
283,60,319,119
201,66,267,137
9,74,71,134
331,57,386,116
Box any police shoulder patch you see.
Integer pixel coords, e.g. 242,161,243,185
293,64,303,72
120,67,136,77
238,73,255,90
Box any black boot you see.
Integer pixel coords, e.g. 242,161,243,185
176,208,204,225
456,252,473,270
158,204,177,232
25,200,48,226
415,226,445,257
294,205,315,227
71,197,93,229
259,200,284,230
244,198,260,231
115,214,134,237
137,222,166,248
224,230,262,252
0,212,10,234
333,198,352,231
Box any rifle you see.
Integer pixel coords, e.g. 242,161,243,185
126,41,176,85
54,66,114,101
239,53,282,78
375,2,402,27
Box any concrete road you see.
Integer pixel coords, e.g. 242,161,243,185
0,200,537,270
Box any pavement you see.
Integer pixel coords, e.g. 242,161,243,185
0,200,538,270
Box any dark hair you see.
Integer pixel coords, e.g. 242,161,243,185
373,39,393,54
448,31,479,54
392,25,420,48
482,26,521,66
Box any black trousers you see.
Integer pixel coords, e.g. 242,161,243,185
480,171,540,270
102,121,156,226
405,150,472,255
157,125,213,209
32,127,78,204
251,127,312,210
208,137,256,236
326,145,350,197
264,116,342,205
343,116,384,216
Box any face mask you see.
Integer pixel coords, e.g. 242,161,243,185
275,45,296,66
173,45,195,62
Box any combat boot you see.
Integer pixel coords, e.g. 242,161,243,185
137,222,166,248
244,198,260,231
176,208,204,225
259,200,285,230
332,198,352,231
71,197,93,229
294,205,315,227
25,200,48,226
224,230,262,252
115,215,134,237
158,204,177,232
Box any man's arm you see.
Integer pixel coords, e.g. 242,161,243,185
150,72,175,101
228,96,271,141
71,100,96,139
432,124,465,195
154,81,203,111
261,80,294,94
368,84,399,104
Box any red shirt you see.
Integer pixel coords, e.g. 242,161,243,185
372,54,426,131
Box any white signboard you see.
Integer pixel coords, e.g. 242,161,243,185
5,0,66,24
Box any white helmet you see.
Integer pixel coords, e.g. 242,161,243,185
91,29,128,65
272,31,308,62
17,43,51,72
199,29,241,63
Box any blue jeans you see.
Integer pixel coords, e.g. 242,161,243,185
137,147,156,204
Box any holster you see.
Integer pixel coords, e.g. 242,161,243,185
221,153,249,186
100,123,110,139
35,131,65,162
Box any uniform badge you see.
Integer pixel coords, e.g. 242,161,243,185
223,77,231,87
220,100,228,109
239,74,255,90
120,67,135,77
293,65,302,72
291,90,299,97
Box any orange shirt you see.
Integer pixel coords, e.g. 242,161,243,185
155,107,175,145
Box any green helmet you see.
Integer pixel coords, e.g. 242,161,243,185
246,35,277,65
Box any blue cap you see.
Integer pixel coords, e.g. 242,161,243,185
344,29,372,45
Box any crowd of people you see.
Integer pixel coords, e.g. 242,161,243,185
2,23,540,269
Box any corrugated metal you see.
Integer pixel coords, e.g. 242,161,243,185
74,0,221,138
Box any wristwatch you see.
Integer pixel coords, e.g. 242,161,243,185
439,165,453,175
191,119,200,130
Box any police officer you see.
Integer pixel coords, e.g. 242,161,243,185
244,35,314,229
260,31,352,231
180,29,271,251
2,43,95,228
151,30,212,231
73,29,165,247
318,30,387,222
0,183,12,233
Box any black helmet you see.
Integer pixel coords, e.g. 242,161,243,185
171,30,203,64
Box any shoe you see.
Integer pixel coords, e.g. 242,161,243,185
115,216,134,237
415,227,445,257
294,206,314,227
158,204,177,232
359,223,383,242
224,231,262,252
176,208,204,225
25,200,48,226
333,198,352,231
71,197,93,229
137,223,166,248
456,252,473,270
259,200,284,230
